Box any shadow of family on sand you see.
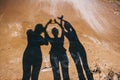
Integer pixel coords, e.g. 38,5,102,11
22,15,94,80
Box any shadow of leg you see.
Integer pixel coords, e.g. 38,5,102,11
60,54,70,80
71,52,86,80
31,63,41,80
22,63,31,80
50,54,61,80
79,49,94,80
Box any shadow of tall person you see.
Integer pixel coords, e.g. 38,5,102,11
57,16,94,80
44,19,70,80
22,24,48,80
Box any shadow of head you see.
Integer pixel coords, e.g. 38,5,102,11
52,27,59,37
35,24,44,34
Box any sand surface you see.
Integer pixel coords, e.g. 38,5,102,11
0,0,120,80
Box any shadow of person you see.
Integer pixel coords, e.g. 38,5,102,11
57,16,94,80
22,24,48,80
44,19,70,80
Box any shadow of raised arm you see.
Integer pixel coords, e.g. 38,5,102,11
44,19,52,40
